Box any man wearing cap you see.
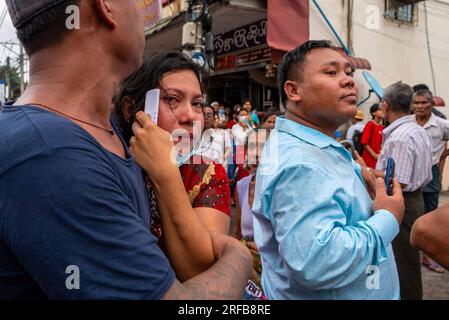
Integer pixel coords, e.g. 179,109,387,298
345,109,365,144
0,0,251,299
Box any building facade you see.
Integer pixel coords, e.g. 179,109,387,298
145,0,449,188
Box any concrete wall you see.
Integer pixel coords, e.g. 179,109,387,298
309,0,449,189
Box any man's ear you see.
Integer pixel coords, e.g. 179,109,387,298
122,96,134,122
383,101,390,114
284,80,302,103
94,0,117,29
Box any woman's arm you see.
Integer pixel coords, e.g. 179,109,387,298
231,188,243,239
153,171,229,281
129,112,230,281
363,144,379,160
361,122,378,159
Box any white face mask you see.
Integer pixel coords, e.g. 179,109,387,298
176,148,195,167
239,116,247,123
175,137,202,166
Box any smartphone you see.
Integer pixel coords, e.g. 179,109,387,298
144,89,160,125
385,157,395,196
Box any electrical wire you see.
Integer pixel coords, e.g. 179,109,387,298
424,1,437,95
0,7,8,31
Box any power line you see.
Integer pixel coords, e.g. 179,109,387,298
424,1,437,95
0,7,8,31
311,6,449,57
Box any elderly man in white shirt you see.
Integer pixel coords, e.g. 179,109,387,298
376,82,432,300
409,89,449,273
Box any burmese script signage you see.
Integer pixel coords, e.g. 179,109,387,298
214,20,267,56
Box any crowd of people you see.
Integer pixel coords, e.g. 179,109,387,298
1,0,449,300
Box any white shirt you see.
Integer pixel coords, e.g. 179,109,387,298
408,113,449,166
231,123,250,146
346,122,365,142
199,128,232,166
376,116,432,192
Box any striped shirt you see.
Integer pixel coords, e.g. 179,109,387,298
376,116,432,192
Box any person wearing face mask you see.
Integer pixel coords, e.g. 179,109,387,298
232,108,251,145
231,108,252,183
114,51,235,282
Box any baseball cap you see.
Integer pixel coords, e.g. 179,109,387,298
354,110,364,120
6,0,68,28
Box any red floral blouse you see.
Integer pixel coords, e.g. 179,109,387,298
148,155,231,238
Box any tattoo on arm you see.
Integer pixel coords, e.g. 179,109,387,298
162,243,252,300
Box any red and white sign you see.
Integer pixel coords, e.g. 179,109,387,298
137,0,163,29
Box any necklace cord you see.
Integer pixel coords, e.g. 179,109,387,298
26,103,115,135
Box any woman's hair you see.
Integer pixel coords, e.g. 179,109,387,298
113,50,203,143
262,110,280,124
370,103,380,119
202,105,216,118
236,108,248,115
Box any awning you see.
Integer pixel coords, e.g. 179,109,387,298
267,0,309,61
337,48,372,70
434,96,446,107
346,56,371,70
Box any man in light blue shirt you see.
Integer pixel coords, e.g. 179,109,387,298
252,40,405,300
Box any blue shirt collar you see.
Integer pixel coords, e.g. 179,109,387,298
275,116,345,150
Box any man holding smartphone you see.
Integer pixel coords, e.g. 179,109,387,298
376,82,433,300
252,40,405,300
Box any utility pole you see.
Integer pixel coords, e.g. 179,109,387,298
182,0,215,71
0,42,28,97
5,56,11,100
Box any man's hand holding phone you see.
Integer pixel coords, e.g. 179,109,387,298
385,158,395,196
372,177,404,224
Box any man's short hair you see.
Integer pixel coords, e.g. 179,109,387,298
413,83,430,93
278,40,337,107
15,0,80,55
413,89,433,103
383,82,414,114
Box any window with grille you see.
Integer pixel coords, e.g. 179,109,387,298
384,0,419,24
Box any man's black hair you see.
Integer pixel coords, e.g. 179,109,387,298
114,51,203,143
17,0,80,55
412,84,430,93
278,40,337,107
